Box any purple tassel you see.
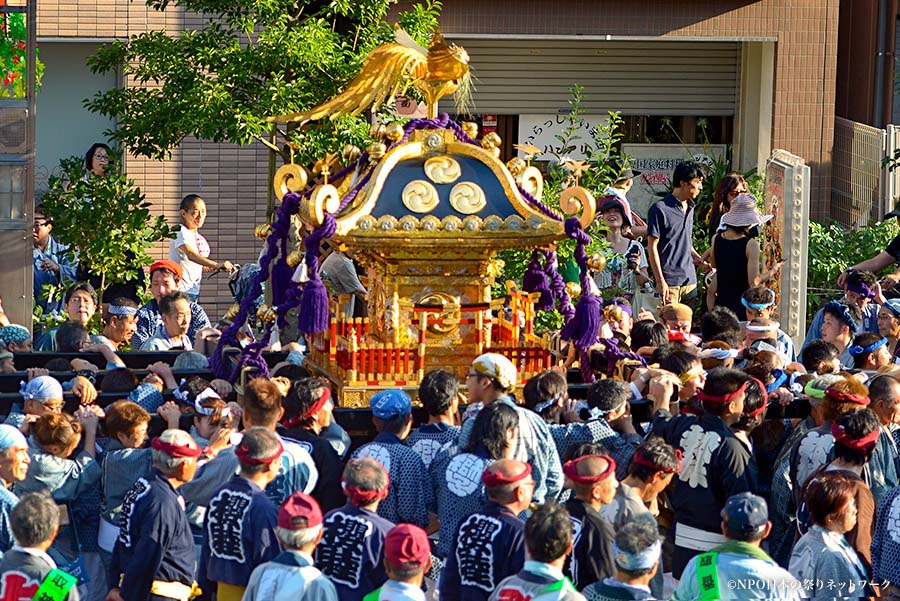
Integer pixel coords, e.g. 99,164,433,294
270,235,293,306
298,213,337,335
559,217,603,382
523,250,553,311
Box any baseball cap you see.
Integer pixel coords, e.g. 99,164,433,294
721,492,768,534
471,353,517,391
278,492,323,530
384,524,431,567
149,259,183,281
370,389,412,419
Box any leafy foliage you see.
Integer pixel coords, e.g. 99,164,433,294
85,0,442,165
0,13,43,97
495,86,625,329
39,153,177,300
807,220,899,320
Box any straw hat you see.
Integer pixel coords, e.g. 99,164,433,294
719,193,772,229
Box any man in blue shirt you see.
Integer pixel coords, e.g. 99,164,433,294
32,206,77,315
647,161,707,305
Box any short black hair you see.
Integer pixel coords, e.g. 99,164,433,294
284,377,330,429
742,286,776,306
801,339,840,374
523,370,567,423
418,369,459,417
56,320,89,352
731,377,766,434
656,348,700,378
631,320,667,351
614,515,661,578
822,302,862,333
180,194,203,212
628,436,679,481
587,378,630,414
159,291,191,316
563,441,608,462
850,332,885,369
100,367,138,394
672,161,704,188
870,374,900,405
84,142,111,172
64,282,98,307
701,367,751,416
525,502,572,563
701,306,742,348
467,402,518,459
176,376,213,403
833,407,880,465
845,269,878,291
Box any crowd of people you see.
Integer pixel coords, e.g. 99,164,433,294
4,159,900,600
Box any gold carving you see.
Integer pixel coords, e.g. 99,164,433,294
402,180,440,213
559,185,597,230
566,281,582,298
518,166,544,201
273,163,308,201
424,156,461,184
449,182,486,214
418,292,461,338
299,184,341,227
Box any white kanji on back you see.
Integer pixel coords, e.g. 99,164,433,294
796,432,834,487
678,425,721,488
888,492,900,544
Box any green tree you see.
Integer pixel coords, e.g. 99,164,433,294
39,154,176,300
85,0,442,165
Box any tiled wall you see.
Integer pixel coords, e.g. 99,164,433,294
36,0,840,321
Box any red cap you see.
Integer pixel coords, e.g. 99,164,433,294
384,524,431,567
278,492,323,530
150,259,183,282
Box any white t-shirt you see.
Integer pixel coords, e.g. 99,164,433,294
169,225,210,296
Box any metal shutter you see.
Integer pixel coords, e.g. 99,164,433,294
443,38,740,116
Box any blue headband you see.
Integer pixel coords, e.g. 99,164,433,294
19,376,63,402
766,369,788,393
883,299,900,318
0,425,26,450
823,301,860,334
848,337,888,356
741,289,776,311
108,304,137,316
0,325,30,345
612,539,662,571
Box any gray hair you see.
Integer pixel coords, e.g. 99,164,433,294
276,524,322,550
238,427,283,476
151,429,198,475
342,458,387,497
11,493,59,547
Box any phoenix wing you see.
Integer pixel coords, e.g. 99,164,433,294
269,43,427,124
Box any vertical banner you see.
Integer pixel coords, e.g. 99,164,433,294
481,114,498,135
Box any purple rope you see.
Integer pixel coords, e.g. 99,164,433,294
545,250,574,321
559,218,602,383
523,249,553,311
597,335,647,378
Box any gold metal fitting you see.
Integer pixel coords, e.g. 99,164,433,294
481,132,501,149
385,122,405,142
286,249,304,268
256,304,277,322
254,224,274,240
273,163,308,201
587,253,607,272
506,157,527,177
342,144,362,164
461,121,479,139
224,303,241,321
370,123,387,139
565,281,582,299
368,142,387,160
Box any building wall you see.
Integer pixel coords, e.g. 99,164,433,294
420,0,840,222
37,2,266,320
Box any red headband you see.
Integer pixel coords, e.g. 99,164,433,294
343,471,391,506
481,463,532,488
745,377,769,418
697,380,750,405
831,422,880,452
563,454,616,484
632,448,682,474
302,387,332,420
824,386,870,407
235,440,284,465
151,436,202,458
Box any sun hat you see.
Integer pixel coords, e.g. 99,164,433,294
719,193,772,229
